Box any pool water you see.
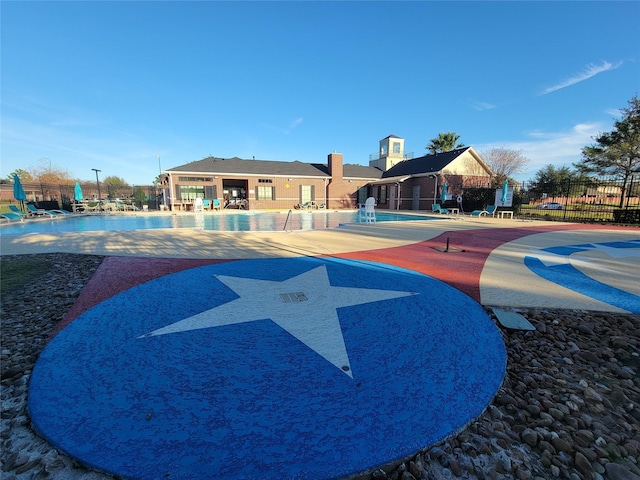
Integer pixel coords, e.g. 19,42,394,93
0,211,438,235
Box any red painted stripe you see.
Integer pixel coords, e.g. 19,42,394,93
334,224,629,302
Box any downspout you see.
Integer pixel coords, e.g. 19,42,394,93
395,182,401,210
324,177,328,208
168,173,174,211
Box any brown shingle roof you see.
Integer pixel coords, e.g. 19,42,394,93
382,148,469,177
169,156,382,179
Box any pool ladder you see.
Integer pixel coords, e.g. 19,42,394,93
283,209,293,232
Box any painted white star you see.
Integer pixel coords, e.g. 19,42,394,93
140,265,417,377
528,248,569,267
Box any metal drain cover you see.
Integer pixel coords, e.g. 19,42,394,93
280,292,308,303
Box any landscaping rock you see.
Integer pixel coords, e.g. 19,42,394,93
1,255,639,480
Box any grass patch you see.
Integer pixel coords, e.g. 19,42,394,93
1,257,53,297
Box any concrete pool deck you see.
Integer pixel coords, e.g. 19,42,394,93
2,215,639,312
3,214,640,479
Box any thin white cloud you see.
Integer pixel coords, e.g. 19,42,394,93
0,116,164,184
540,61,623,95
468,100,496,111
476,122,603,181
605,108,623,118
289,117,304,130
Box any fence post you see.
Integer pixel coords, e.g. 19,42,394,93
563,178,570,221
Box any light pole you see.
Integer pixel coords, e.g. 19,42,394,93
92,168,102,201
429,174,438,204
157,154,164,208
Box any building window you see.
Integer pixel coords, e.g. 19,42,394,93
379,185,387,204
177,176,212,182
357,187,368,205
205,185,217,200
257,186,275,200
258,179,273,183
392,142,401,154
300,185,314,203
179,185,205,200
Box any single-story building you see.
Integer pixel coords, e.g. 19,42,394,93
161,154,381,211
161,135,493,211
370,139,493,211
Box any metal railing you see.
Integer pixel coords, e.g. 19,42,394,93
453,177,640,224
283,209,293,232
0,182,162,211
369,152,415,161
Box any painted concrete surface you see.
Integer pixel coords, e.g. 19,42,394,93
481,230,640,312
29,257,507,480
338,223,640,314
6,216,639,479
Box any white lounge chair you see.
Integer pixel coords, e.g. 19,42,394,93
470,205,497,217
26,204,58,217
102,203,119,212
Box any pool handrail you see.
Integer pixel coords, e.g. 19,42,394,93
283,209,293,232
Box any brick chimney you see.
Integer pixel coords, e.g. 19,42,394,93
328,152,343,181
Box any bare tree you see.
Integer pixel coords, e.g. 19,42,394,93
481,147,529,185
29,157,74,184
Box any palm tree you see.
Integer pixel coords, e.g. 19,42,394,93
426,132,465,154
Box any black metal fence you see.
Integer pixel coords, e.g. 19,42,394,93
456,177,640,224
4,177,640,224
1,182,163,211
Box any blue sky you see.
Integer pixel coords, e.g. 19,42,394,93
2,1,639,185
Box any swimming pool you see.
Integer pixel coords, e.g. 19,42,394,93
0,211,438,235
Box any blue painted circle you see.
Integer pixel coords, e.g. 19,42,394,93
525,240,640,313
29,257,506,479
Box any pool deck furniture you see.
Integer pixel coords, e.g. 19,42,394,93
116,202,139,211
359,197,376,223
471,205,497,217
73,201,102,212
224,198,249,210
497,210,514,219
8,205,29,218
101,203,119,212
432,204,448,214
26,204,58,217
1,212,24,222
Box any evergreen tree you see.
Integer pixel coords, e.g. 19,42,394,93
575,95,640,207
426,132,465,154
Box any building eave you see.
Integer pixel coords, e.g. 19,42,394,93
366,175,412,185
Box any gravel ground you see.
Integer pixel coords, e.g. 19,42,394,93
1,253,638,480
